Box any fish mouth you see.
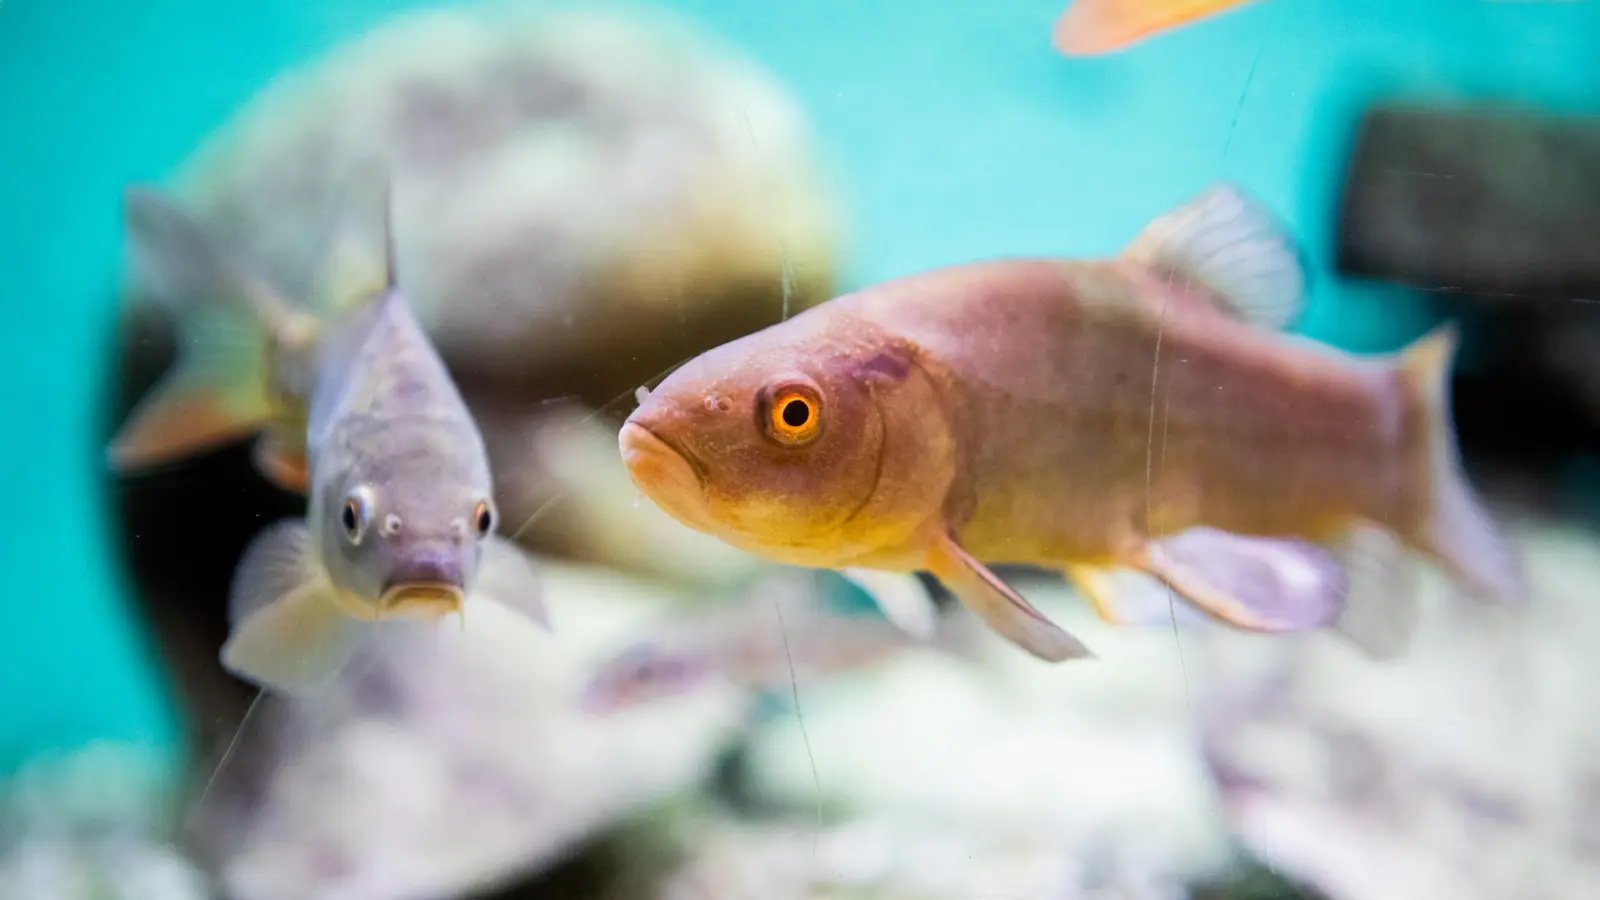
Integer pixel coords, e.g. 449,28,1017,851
618,421,716,534
379,582,465,618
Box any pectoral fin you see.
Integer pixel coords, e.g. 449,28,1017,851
476,535,552,631
926,534,1092,662
252,432,310,494
1136,527,1347,633
838,568,938,641
221,519,357,695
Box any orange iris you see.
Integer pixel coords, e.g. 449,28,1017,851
767,387,822,445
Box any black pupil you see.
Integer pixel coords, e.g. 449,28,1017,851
342,502,358,533
476,506,492,534
781,398,810,428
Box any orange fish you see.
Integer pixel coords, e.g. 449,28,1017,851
1053,0,1262,56
620,183,1525,663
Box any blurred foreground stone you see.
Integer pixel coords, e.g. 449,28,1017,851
0,743,212,900
195,560,760,900
1194,518,1600,900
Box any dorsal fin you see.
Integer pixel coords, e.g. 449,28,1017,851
1123,182,1308,330
311,162,399,313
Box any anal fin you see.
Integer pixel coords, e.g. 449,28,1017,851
1138,527,1347,633
926,534,1092,662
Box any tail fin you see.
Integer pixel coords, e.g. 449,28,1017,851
110,188,290,472
1399,324,1527,604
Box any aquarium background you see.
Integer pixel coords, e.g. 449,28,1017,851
3,0,1600,897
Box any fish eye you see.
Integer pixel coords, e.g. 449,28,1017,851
762,380,823,447
472,500,496,538
341,491,373,544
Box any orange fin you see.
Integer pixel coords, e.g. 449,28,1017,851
110,375,271,471
1054,0,1261,57
1064,562,1208,628
926,534,1092,662
252,432,311,494
1062,563,1132,625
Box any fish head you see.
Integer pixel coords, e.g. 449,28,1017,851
317,433,499,619
620,312,957,568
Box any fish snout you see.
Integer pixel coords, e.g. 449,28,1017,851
618,421,714,533
380,547,466,617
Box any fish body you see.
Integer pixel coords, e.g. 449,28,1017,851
119,180,548,695
620,183,1524,663
1053,0,1261,56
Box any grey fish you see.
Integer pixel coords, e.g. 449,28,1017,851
121,177,549,696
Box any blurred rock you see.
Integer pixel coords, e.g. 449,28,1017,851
646,813,1192,900
165,1,840,410
724,585,1244,896
194,560,755,900
0,743,213,900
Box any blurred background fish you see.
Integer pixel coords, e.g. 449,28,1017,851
1053,0,1262,57
119,181,549,696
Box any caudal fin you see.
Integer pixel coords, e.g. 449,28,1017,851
110,188,284,472
1400,324,1527,605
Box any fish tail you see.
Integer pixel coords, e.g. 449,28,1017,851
1398,323,1526,604
110,188,291,472
1053,0,1261,57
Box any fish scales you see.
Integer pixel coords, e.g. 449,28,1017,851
844,259,1419,563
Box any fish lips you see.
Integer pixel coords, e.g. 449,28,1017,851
380,556,466,617
618,420,716,534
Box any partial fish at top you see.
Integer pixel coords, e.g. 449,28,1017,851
1053,0,1262,56
619,181,1526,664
117,175,549,695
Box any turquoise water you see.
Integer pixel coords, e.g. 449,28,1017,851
1,0,1597,771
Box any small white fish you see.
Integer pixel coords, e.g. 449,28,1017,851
120,175,550,696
